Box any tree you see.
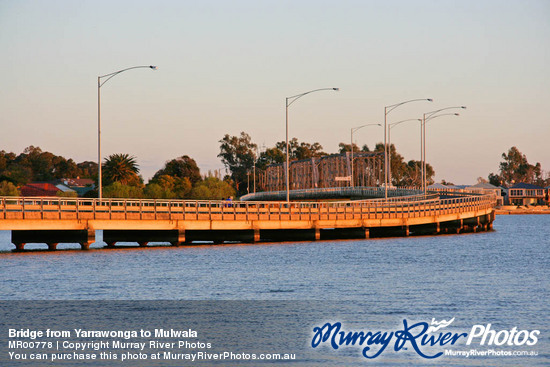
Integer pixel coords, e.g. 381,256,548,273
146,174,192,199
373,142,434,186
338,142,371,154
218,132,257,194
0,181,20,196
274,138,325,160
257,147,284,169
102,154,141,186
189,177,236,200
491,146,543,186
152,156,201,185
103,182,144,198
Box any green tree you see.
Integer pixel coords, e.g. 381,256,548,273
257,147,285,169
338,143,370,153
274,138,326,160
146,175,192,199
373,143,434,186
0,181,20,196
189,177,236,200
493,146,543,186
152,155,201,185
102,154,141,186
103,182,144,198
218,132,257,194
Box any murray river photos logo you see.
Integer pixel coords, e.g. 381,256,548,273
311,318,540,360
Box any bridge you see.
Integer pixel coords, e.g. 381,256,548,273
0,187,496,251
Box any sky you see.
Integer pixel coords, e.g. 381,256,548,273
1,0,549,184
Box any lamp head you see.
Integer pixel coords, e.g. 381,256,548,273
454,113,460,116
427,98,433,102
461,106,466,109
333,88,340,91
150,65,157,70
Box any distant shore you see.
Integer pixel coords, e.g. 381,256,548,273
495,205,550,215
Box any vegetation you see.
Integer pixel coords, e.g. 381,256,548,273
0,181,20,196
0,146,92,186
218,132,257,195
3,143,546,201
102,154,141,186
488,146,547,187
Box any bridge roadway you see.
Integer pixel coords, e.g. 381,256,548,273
0,187,496,251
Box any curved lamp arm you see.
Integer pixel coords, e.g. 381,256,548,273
389,118,422,129
424,106,466,119
385,98,433,115
99,65,157,88
286,87,339,107
425,113,460,122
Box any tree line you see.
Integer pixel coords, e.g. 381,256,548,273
218,132,434,195
1,141,547,198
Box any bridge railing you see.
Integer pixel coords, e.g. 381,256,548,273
0,191,496,222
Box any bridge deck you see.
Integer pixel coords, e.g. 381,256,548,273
0,188,497,250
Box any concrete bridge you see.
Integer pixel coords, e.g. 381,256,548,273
0,187,496,251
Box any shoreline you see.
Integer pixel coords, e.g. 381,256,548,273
495,207,550,215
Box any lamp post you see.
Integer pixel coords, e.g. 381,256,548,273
98,65,157,200
285,88,339,202
421,106,466,193
350,123,381,187
387,118,422,186
384,98,433,198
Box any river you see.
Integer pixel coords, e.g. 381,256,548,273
0,215,548,365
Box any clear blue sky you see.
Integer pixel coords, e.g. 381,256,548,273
1,0,549,184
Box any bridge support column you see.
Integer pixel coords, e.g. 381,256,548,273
14,243,25,251
314,228,320,241
364,228,370,239
47,243,58,251
436,222,440,234
405,226,410,236
457,219,463,234
172,229,186,246
253,229,260,243
81,228,95,250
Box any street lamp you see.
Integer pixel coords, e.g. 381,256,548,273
285,88,339,202
350,123,381,187
97,65,157,199
384,98,433,198
421,106,466,193
387,118,422,186
422,112,463,193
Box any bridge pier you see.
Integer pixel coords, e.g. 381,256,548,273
364,228,370,239
314,228,321,241
47,243,58,251
171,229,186,246
253,229,260,243
14,243,25,251
80,228,95,250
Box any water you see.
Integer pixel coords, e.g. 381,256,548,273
0,215,548,365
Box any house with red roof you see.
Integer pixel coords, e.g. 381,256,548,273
20,183,62,197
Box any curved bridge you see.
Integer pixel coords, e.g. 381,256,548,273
0,187,496,251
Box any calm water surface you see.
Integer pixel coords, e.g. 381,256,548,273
0,215,548,365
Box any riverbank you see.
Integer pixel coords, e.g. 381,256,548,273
495,205,550,215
